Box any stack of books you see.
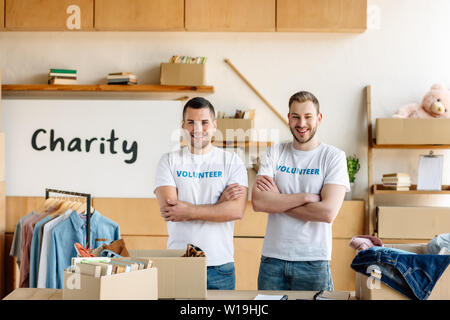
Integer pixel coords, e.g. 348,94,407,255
48,68,77,85
107,72,137,85
169,55,207,64
382,173,411,191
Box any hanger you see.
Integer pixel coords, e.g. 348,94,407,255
53,197,73,215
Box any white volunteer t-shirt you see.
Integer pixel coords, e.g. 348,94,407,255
257,142,350,261
154,146,248,266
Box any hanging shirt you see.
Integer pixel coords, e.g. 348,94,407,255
257,142,350,261
46,210,120,289
19,212,51,288
29,215,53,288
10,211,36,267
154,146,248,267
37,209,72,288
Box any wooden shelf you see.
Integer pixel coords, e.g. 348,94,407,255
1,84,214,100
2,84,214,93
373,184,450,195
372,139,450,149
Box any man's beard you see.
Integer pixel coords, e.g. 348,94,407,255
190,134,211,149
290,126,317,144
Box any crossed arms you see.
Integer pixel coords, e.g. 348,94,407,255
251,175,346,224
154,184,248,223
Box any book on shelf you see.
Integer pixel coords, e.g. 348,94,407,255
108,72,135,76
382,173,410,178
108,81,137,86
49,73,77,79
50,68,77,74
107,74,137,81
382,183,411,187
48,78,78,85
381,178,411,184
108,78,137,83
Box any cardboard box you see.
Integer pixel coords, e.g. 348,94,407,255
0,132,4,181
377,206,450,239
376,118,450,145
355,243,450,300
160,63,206,86
62,267,158,300
130,249,207,299
215,118,254,141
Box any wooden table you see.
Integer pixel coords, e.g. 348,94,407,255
3,288,353,300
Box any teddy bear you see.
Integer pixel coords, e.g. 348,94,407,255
393,84,450,118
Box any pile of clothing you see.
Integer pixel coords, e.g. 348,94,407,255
349,234,450,300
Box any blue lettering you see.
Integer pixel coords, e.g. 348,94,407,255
218,171,223,177
315,169,319,175
177,171,182,177
182,171,188,177
199,172,204,178
281,166,286,172
306,169,310,174
286,167,291,173
276,165,282,171
291,168,296,174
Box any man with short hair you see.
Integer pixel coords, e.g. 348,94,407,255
252,91,350,291
154,97,248,289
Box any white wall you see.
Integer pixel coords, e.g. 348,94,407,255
2,0,450,200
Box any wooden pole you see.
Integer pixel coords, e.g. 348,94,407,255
224,59,289,128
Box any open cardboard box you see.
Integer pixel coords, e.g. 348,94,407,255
376,118,450,145
130,249,207,299
63,267,158,300
160,63,206,86
355,243,450,300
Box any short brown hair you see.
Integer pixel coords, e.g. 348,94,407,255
183,97,215,120
289,91,320,114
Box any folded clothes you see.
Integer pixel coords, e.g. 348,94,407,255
351,246,450,300
349,235,384,251
427,233,450,255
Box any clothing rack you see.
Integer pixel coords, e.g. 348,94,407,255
45,188,92,249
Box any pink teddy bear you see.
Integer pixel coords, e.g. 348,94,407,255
393,84,450,118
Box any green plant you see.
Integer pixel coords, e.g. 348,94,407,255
347,154,360,183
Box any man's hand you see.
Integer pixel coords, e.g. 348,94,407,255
160,199,195,222
255,175,280,193
218,183,246,203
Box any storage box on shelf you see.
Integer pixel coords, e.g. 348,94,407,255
215,118,254,142
160,63,206,86
376,118,450,145
365,85,450,237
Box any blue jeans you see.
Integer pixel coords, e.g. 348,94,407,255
351,246,450,300
207,262,235,290
258,256,333,291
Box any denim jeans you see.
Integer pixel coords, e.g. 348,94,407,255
351,246,450,300
207,262,235,290
257,256,333,291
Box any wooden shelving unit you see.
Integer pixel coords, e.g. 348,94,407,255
366,85,450,236
1,84,214,100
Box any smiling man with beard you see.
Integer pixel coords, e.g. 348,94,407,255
251,91,350,291
154,97,248,290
